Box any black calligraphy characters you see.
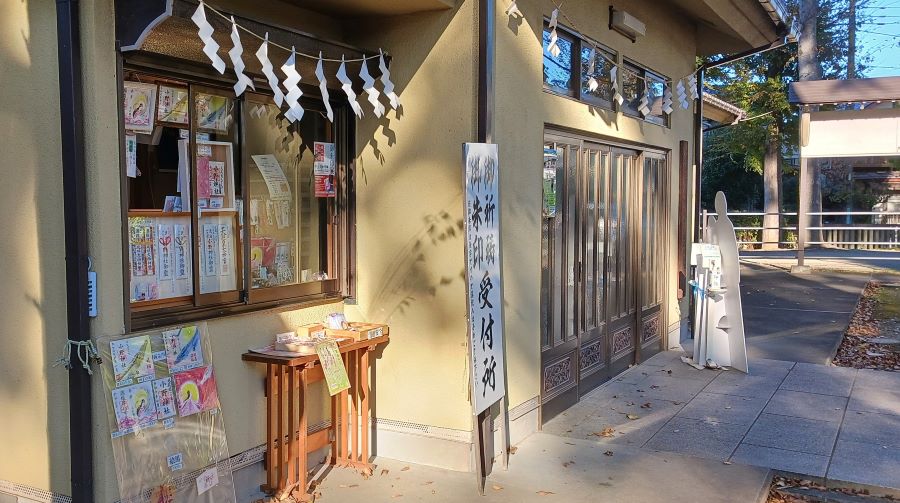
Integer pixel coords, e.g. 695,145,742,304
482,355,497,396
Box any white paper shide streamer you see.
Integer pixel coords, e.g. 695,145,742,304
316,52,334,122
662,84,674,115
505,0,523,18
256,33,284,108
191,1,226,74
281,47,304,123
611,65,624,106
688,73,699,100
586,48,599,92
676,79,690,109
360,58,384,118
546,9,561,58
638,88,651,116
338,58,363,119
379,50,401,110
229,17,255,96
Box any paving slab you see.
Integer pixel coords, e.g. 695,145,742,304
839,411,900,448
704,372,783,399
854,368,900,390
312,433,773,503
743,413,840,456
780,365,857,397
644,416,750,461
746,359,796,379
763,389,848,422
828,440,900,490
848,386,900,416
730,443,830,477
676,392,768,426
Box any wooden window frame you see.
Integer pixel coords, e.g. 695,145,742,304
542,20,617,112
120,57,356,331
621,59,671,128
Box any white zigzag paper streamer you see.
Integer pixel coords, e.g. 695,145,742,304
688,73,699,100
676,79,689,109
191,1,226,74
281,47,304,123
586,48,598,92
547,9,561,58
379,50,400,110
338,58,363,119
316,52,334,122
360,57,385,118
229,17,255,96
611,65,623,106
662,84,674,114
638,88,651,116
256,33,284,108
505,0,523,18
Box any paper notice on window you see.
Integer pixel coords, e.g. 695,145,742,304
251,155,291,201
196,466,219,495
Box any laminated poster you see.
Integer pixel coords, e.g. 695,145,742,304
157,224,174,281
111,381,158,432
197,156,211,202
314,162,335,198
195,93,229,132
123,81,156,133
174,365,218,417
153,377,177,420
314,340,351,396
110,335,155,386
163,326,205,373
157,86,189,125
209,161,226,197
174,224,190,279
251,154,291,200
203,224,219,277
218,224,231,276
314,141,336,164
125,134,138,178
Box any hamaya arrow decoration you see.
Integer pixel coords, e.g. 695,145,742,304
256,33,284,108
316,52,334,122
281,47,304,123
379,49,400,110
191,1,226,74
360,57,385,118
229,16,255,96
337,57,364,119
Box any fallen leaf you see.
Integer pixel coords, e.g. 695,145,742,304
723,461,732,465
423,481,433,485
392,494,403,498
641,402,652,409
592,427,616,438
724,406,732,410
509,446,518,454
562,461,575,468
381,469,390,476
650,385,660,389
604,450,614,456
564,442,575,445
667,370,673,375
625,401,635,406
492,484,504,491
401,466,410,472
536,490,555,496
626,414,640,420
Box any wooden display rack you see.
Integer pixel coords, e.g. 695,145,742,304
241,331,390,501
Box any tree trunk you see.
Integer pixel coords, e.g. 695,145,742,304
848,0,857,80
798,0,822,246
762,132,780,249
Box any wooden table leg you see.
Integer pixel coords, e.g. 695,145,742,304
299,366,309,495
265,364,275,493
330,387,338,465
288,366,296,489
350,349,359,464
361,349,370,465
277,365,285,495
339,353,349,464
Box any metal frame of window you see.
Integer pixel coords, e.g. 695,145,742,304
621,58,671,128
120,55,356,331
542,20,616,110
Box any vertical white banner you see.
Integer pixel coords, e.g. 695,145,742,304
463,143,506,415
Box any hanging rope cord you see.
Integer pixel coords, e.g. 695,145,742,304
200,0,381,63
53,339,102,375
545,0,698,86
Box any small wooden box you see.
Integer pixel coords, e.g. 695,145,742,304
325,323,389,341
297,323,326,339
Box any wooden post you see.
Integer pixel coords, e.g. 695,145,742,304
288,366,296,487
361,348,371,465
299,366,309,494
277,366,285,493
265,364,274,492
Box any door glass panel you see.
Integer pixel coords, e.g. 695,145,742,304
608,154,620,318
541,143,559,348
584,150,596,330
597,152,607,323
566,145,577,341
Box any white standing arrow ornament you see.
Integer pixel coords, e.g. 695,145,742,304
677,79,690,109
281,47,304,123
378,49,400,110
229,17,254,96
505,0,523,18
546,9,561,58
611,65,624,106
688,73,699,100
316,52,334,122
360,57,385,118
337,57,364,119
662,84,674,114
256,33,284,108
191,1,226,74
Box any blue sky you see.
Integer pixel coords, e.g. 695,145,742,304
859,1,900,77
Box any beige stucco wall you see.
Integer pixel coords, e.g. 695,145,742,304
494,0,697,407
0,0,71,494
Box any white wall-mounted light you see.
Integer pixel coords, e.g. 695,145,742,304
609,8,646,42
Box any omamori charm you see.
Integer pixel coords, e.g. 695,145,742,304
281,47,304,122
256,33,284,108
191,1,226,74
229,17,255,96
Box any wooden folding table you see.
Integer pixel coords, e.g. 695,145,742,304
241,333,389,500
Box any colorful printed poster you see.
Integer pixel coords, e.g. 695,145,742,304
203,224,219,277
149,484,175,503
251,155,291,200
123,81,157,133
314,162,336,198
250,237,276,281
197,156,211,202
314,142,335,164
174,366,218,417
314,340,350,396
163,325,204,373
153,377,177,420
110,335,155,386
208,161,226,197
157,86,189,125
195,93,230,132
111,381,158,431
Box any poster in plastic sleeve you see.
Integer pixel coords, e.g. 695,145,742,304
462,143,506,415
314,142,336,198
98,322,237,503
